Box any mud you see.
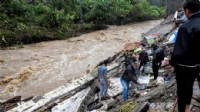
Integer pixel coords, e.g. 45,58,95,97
0,20,162,100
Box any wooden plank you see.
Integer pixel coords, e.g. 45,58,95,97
51,87,91,112
132,102,149,112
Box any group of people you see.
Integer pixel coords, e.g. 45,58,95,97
98,0,200,112
97,43,165,101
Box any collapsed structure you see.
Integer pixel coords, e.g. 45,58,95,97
1,14,200,112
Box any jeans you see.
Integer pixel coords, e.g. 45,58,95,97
100,79,108,98
120,77,129,101
175,65,199,112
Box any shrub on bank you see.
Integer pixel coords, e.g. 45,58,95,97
0,0,165,47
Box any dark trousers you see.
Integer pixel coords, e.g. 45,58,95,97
175,65,199,112
139,60,147,72
152,61,160,80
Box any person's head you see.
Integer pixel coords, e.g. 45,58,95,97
103,60,108,66
183,0,200,18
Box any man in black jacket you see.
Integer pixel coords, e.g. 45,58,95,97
152,44,164,80
139,49,149,73
170,0,200,112
120,57,140,101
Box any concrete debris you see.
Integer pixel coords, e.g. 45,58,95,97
173,9,187,24
145,34,160,39
148,102,174,112
51,87,91,112
107,77,122,97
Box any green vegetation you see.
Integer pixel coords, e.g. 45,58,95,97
0,0,165,47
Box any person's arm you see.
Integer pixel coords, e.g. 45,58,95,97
104,74,109,86
130,75,140,85
127,67,140,85
170,26,188,66
153,51,157,62
131,77,140,85
139,52,142,61
104,68,109,87
98,73,100,82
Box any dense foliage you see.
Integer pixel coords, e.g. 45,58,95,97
0,0,165,47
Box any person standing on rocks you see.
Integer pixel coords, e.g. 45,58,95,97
98,61,109,100
152,44,164,80
170,0,200,112
120,57,140,101
138,48,149,74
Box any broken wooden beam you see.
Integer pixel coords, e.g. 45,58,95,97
51,87,91,112
0,96,21,111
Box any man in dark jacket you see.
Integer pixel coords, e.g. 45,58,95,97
170,0,200,112
120,57,140,101
139,49,149,73
152,44,164,80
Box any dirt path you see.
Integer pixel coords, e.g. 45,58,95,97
0,20,162,100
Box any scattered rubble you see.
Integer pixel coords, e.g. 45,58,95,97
51,87,91,112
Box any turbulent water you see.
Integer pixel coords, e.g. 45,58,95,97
0,20,162,100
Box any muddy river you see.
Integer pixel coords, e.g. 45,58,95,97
0,20,162,100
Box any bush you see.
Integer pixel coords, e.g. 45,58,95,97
0,0,166,47
128,0,165,21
